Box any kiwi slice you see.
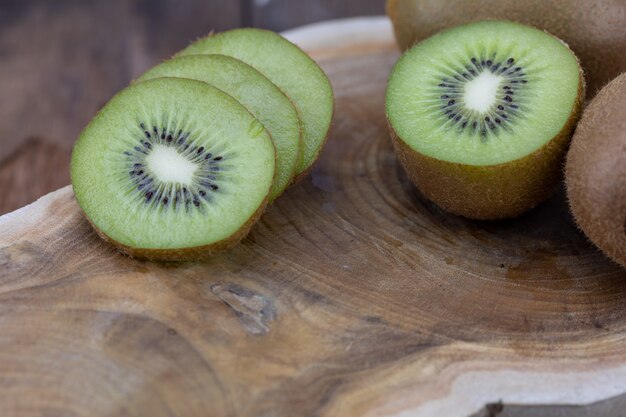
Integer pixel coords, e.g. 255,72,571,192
566,72,626,268
177,28,334,179
70,77,275,261
137,54,301,201
386,20,583,219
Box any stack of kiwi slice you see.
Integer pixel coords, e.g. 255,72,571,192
71,29,334,261
386,20,584,219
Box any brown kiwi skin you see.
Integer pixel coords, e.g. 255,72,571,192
83,195,269,262
388,75,585,220
386,0,625,97
565,72,626,268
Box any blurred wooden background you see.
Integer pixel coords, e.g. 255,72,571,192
0,0,385,215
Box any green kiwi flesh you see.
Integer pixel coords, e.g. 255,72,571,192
137,54,301,201
566,72,626,268
70,77,275,260
178,28,334,178
386,20,583,219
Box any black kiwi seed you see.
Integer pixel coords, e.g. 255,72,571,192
432,55,527,138
124,121,228,211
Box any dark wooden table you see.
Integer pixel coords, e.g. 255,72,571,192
0,0,384,215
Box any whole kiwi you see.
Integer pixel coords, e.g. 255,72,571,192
387,0,626,96
566,72,626,268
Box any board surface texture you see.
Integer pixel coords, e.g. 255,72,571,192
1,17,625,417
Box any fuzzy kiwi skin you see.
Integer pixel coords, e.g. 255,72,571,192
85,195,269,262
566,72,626,268
386,0,625,97
389,77,585,220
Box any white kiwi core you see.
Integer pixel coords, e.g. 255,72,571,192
146,144,198,185
464,71,502,113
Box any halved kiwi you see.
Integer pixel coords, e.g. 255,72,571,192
177,28,334,180
137,54,301,202
70,77,276,261
566,72,626,268
386,20,584,219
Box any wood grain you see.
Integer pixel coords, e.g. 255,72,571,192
1,17,626,417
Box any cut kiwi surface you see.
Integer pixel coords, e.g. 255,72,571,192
137,54,301,202
386,20,583,219
178,28,334,179
71,77,275,261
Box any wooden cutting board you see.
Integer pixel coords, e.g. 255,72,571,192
1,17,625,417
